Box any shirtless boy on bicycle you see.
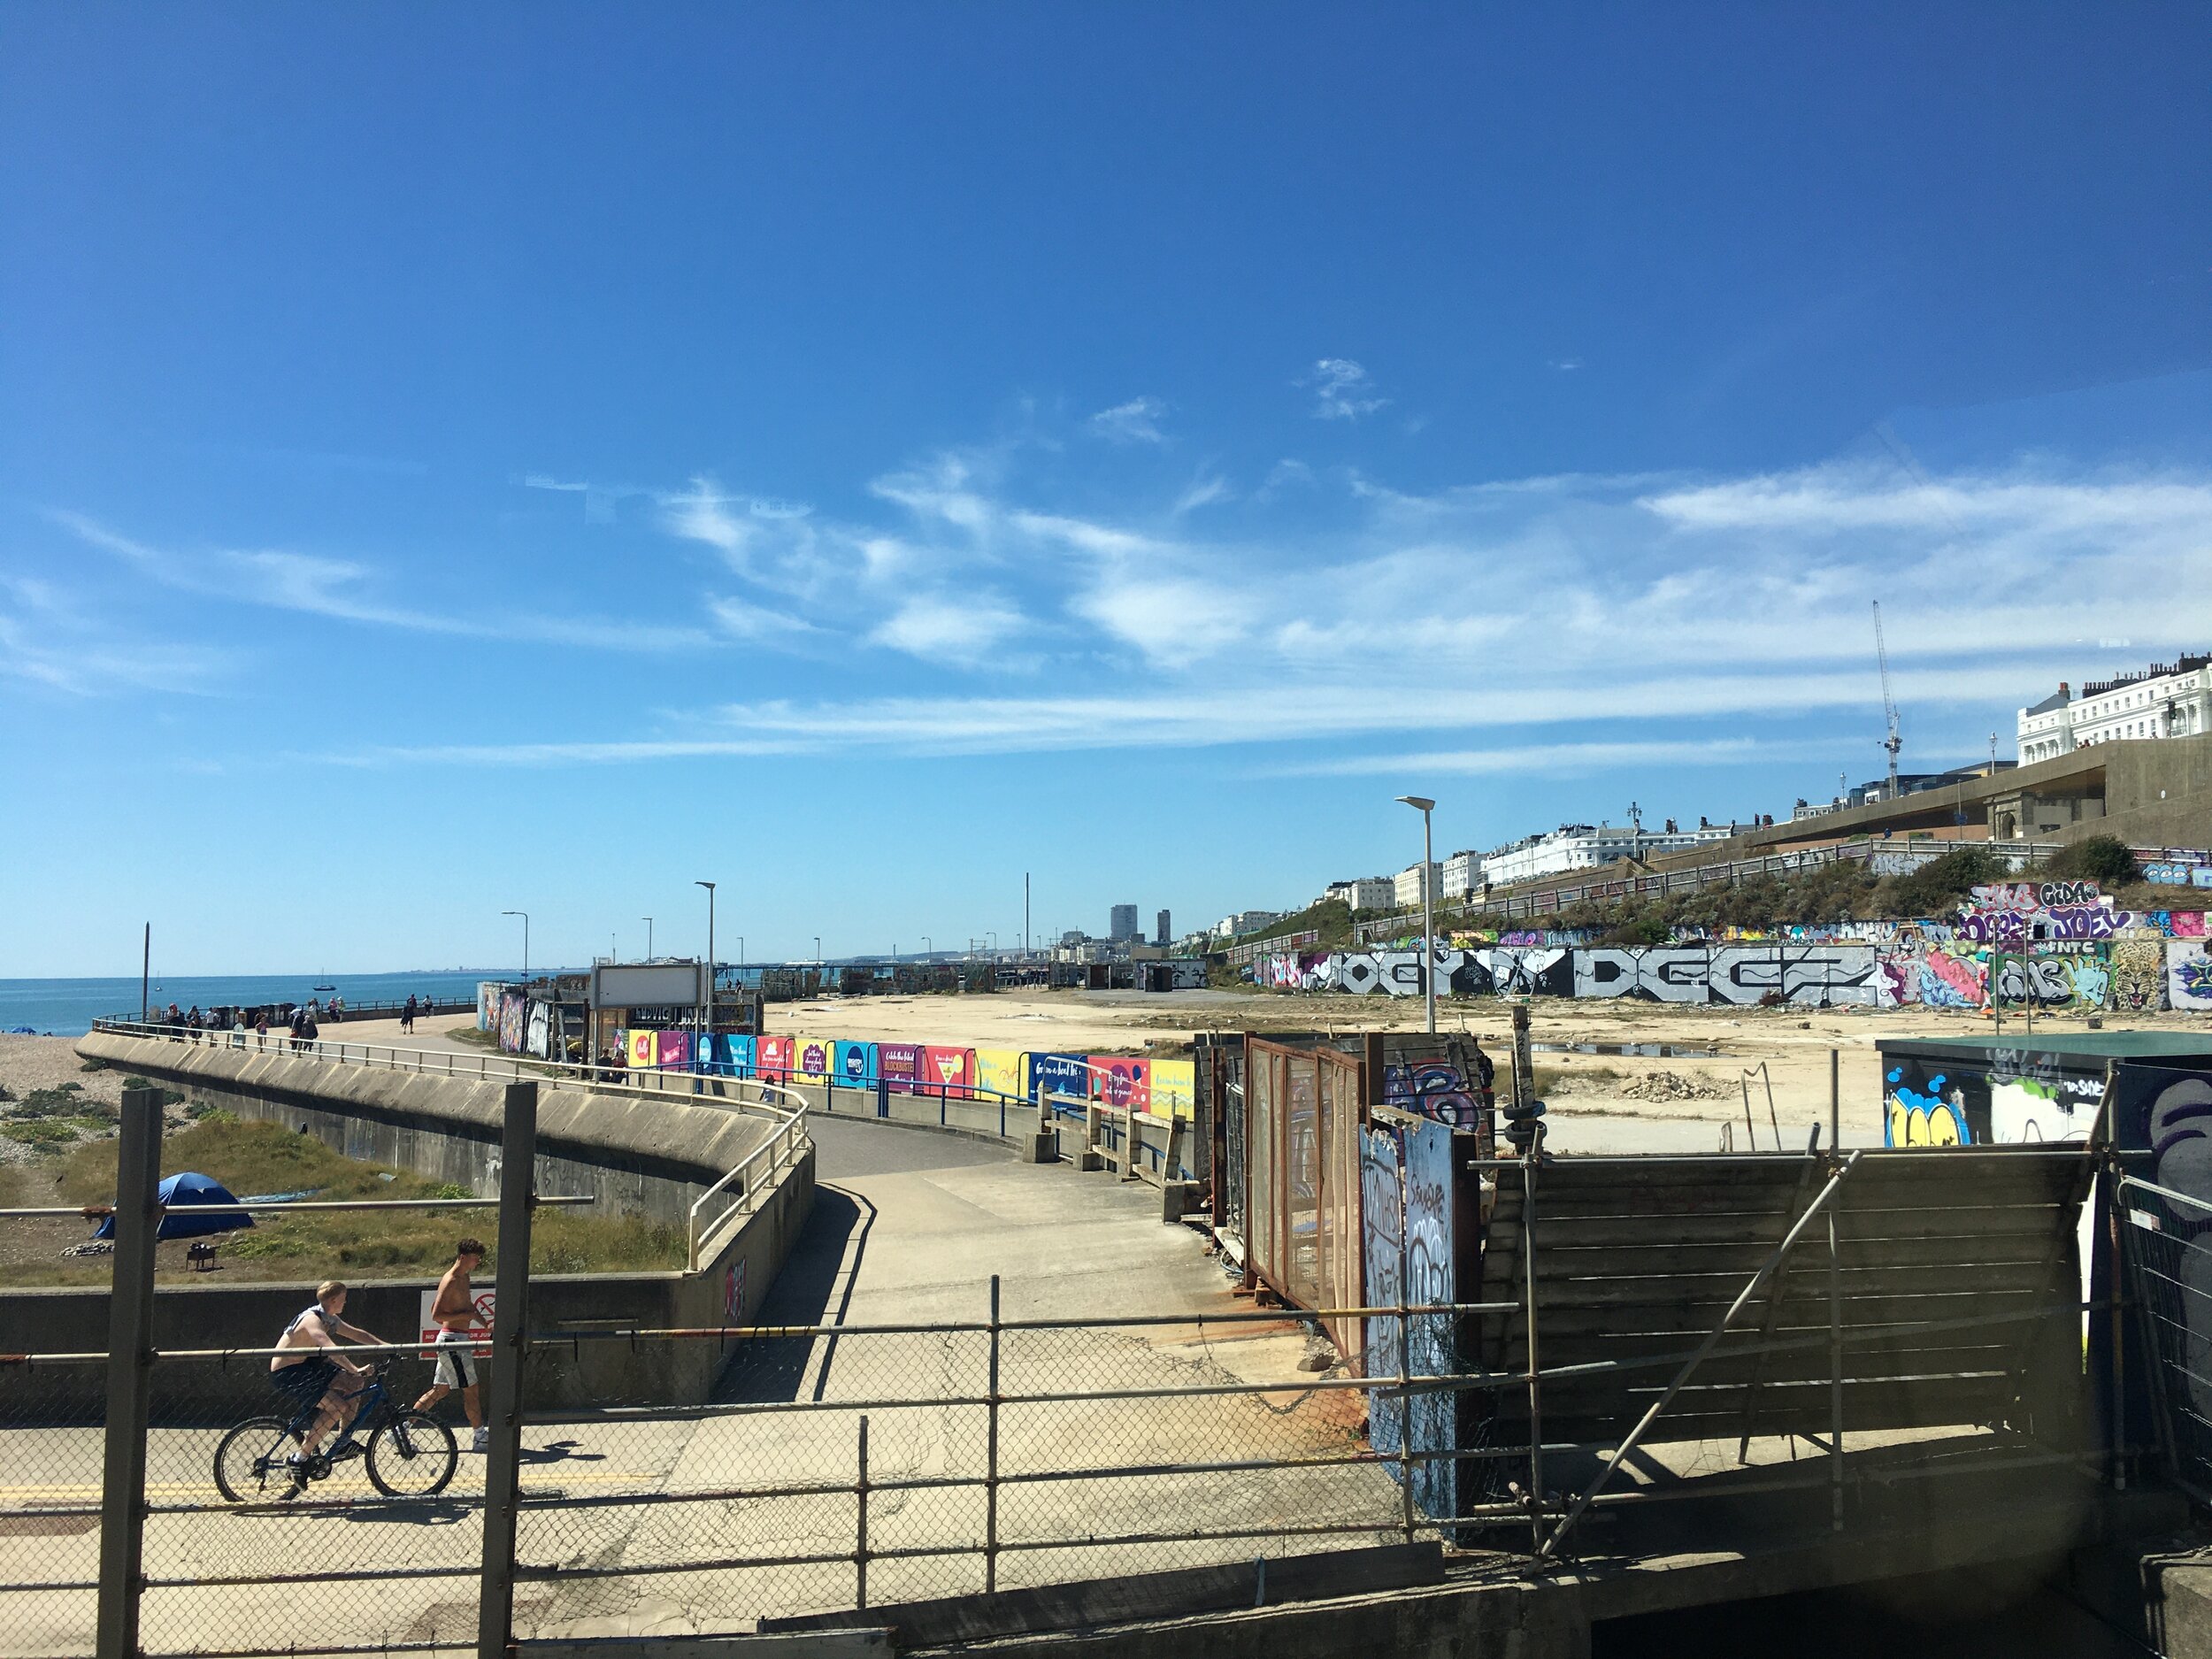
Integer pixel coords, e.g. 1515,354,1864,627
413,1239,491,1450
269,1279,386,1457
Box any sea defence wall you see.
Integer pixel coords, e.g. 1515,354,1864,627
8,1033,818,1414
74,1031,780,1227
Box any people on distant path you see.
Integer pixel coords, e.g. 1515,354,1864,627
413,1239,491,1451
401,995,418,1034
254,1010,270,1048
269,1279,387,1468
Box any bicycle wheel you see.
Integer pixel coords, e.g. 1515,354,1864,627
214,1416,303,1503
366,1411,457,1497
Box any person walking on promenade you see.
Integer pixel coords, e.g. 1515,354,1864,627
413,1239,491,1451
401,994,417,1034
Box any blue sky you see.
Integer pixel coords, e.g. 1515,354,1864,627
4,6,2209,975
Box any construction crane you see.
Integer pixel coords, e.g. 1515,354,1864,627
1873,601,1902,799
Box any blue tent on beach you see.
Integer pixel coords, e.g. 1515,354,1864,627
93,1171,256,1240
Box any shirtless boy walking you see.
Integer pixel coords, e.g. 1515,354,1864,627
412,1239,490,1450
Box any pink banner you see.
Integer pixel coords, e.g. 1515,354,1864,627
1087,1055,1151,1112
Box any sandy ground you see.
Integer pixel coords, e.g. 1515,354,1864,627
58,989,2212,1158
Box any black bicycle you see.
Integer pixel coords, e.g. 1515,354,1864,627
213,1363,457,1502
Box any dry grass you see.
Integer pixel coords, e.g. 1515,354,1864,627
0,1118,684,1286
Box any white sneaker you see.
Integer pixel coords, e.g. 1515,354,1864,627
472,1427,491,1451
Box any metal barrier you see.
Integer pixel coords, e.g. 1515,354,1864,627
15,1077,2148,1657
2116,1171,2212,1504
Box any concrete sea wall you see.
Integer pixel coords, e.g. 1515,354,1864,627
74,1032,778,1227
4,1033,817,1416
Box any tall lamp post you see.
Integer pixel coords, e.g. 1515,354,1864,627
503,910,530,983
1395,796,1438,1034
695,880,716,1058
642,918,654,960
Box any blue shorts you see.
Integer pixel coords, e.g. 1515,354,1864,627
273,1357,338,1414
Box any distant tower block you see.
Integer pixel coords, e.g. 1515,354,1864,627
1110,903,1139,942
1156,909,1171,947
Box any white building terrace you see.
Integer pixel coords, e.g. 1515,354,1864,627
2019,656,2212,764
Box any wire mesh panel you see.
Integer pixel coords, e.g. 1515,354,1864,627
2118,1173,2212,1497
0,1355,106,1659
135,1350,486,1656
511,1325,989,1634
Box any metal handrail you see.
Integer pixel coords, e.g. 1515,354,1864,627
687,1110,810,1271
88,1017,800,1124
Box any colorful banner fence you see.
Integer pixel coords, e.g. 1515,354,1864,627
611,1026,1200,1118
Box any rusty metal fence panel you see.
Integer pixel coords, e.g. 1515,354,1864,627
1244,1040,1365,1356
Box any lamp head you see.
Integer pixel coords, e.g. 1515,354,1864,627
695,879,715,892
1395,795,1436,812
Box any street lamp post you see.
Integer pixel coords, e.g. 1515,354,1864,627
922,935,933,957
695,880,717,1057
503,910,530,982
642,918,654,960
1395,796,1438,1034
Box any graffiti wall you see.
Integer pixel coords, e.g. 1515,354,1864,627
497,993,526,1055
1256,910,2212,1014
2173,943,2212,1013
1882,1043,2110,1147
1358,1115,1471,1529
1379,1035,1493,1132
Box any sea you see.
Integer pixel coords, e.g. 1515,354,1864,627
0,971,534,1037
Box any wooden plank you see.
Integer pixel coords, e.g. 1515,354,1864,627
1509,1235,2059,1280
1521,1259,2058,1312
1485,1286,2054,1344
1502,1207,2070,1250
1488,1373,2011,1434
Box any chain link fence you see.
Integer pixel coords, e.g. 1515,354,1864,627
496,1300,1495,1637
0,1352,106,1659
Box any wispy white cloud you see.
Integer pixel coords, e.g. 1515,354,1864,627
0,575,228,696
1173,475,1232,515
1088,396,1169,444
1306,357,1388,420
1264,737,1806,779
869,594,1028,667
51,510,708,652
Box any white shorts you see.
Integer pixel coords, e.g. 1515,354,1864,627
432,1331,480,1388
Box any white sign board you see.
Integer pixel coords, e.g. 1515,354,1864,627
590,961,709,1010
418,1287,496,1358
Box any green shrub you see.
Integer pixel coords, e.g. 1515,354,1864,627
2044,834,2139,887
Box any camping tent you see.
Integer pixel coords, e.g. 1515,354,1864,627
92,1171,256,1240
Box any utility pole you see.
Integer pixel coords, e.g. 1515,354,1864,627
140,923,150,1023
695,880,716,1060
1025,872,1031,958
1397,795,1439,1035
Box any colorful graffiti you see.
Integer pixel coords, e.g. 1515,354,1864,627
2115,938,2168,1013
1379,1036,1492,1130
497,993,526,1055
1885,1064,1972,1146
2173,944,2212,1013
